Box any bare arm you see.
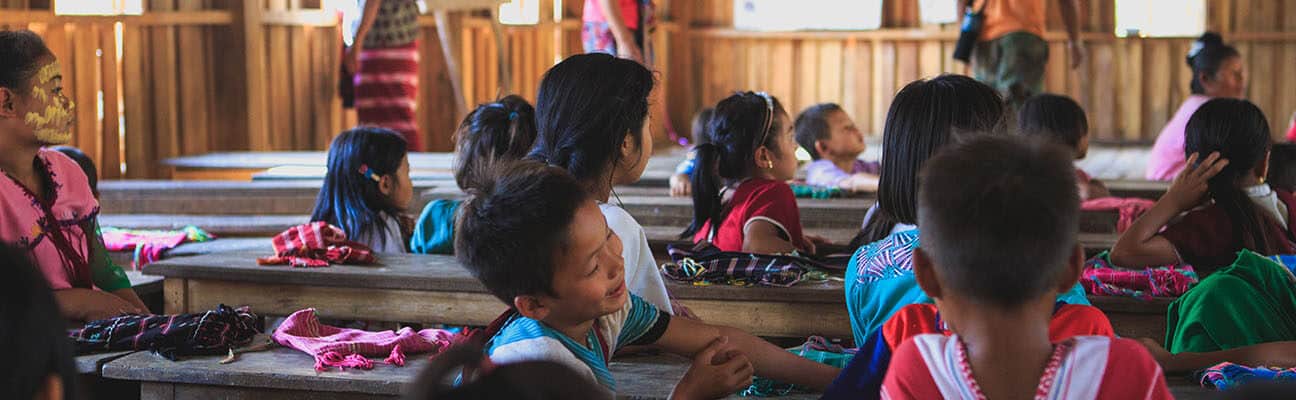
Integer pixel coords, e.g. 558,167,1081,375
1058,0,1084,68
656,316,840,391
596,0,643,62
345,0,384,73
742,220,803,255
54,288,140,322
1140,339,1296,373
1111,153,1227,267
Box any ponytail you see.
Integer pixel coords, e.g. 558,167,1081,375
682,143,723,238
453,95,537,191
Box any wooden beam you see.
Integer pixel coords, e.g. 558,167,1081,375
434,10,469,118
0,10,233,25
234,1,270,151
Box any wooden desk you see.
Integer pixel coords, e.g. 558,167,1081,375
100,345,817,399
1105,180,1169,200
99,180,445,215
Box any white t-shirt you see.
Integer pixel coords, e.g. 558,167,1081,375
600,204,673,315
355,213,407,253
1247,183,1290,227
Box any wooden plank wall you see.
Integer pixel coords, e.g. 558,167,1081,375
671,0,1296,144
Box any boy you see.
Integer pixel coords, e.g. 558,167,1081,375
794,103,879,192
455,161,839,398
1018,94,1109,200
881,137,1170,399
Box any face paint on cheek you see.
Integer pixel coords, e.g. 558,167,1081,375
24,62,76,145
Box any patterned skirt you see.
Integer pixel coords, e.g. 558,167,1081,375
354,42,422,151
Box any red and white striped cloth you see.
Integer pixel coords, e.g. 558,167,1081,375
272,308,459,371
256,222,376,268
355,42,422,151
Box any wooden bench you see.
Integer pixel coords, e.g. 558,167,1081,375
100,345,819,400
1104,180,1169,200
99,180,444,215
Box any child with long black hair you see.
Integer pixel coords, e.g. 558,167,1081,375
682,91,817,255
311,126,413,253
1113,98,1296,277
1,244,82,400
410,95,536,254
528,53,672,314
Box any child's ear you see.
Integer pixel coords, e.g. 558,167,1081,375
513,295,550,321
913,248,943,299
620,131,638,159
0,88,17,118
814,140,832,159
1056,244,1084,293
1258,150,1272,181
378,174,395,197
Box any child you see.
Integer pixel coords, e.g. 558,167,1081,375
0,29,147,322
1,245,82,400
881,136,1172,399
310,126,413,253
668,108,713,197
794,103,880,192
682,92,816,255
1112,98,1296,277
454,161,839,396
410,95,536,255
528,53,672,314
1018,93,1109,200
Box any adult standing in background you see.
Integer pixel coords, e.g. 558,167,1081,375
1146,33,1247,181
583,0,685,145
346,0,423,151
960,0,1085,109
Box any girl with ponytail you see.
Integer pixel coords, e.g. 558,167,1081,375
681,91,816,255
1114,99,1296,277
1147,32,1247,181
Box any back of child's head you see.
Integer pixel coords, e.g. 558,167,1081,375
311,126,409,245
1268,143,1296,192
1185,98,1280,254
453,95,537,190
528,53,654,186
855,74,1004,247
403,342,607,400
455,160,590,305
1018,94,1088,154
1188,32,1241,95
0,30,53,95
793,103,845,160
690,107,715,146
918,136,1079,308
50,146,98,196
681,91,788,239
0,245,80,400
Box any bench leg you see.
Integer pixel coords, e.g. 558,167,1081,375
163,278,189,314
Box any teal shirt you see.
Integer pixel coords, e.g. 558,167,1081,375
410,199,461,255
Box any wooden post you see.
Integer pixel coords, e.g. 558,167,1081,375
234,0,270,151
488,7,511,95
434,10,469,119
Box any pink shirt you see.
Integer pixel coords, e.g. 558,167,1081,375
1147,95,1211,181
0,149,100,290
582,0,640,29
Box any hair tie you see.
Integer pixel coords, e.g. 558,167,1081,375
358,164,382,183
1188,41,1206,60
508,111,518,121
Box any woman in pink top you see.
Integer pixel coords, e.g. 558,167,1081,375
1147,33,1247,181
0,30,147,322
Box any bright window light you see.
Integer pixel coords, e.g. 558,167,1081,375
498,0,539,25
54,0,143,15
1115,0,1206,37
735,0,882,31
919,0,958,24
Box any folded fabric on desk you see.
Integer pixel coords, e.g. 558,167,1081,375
660,242,839,287
1081,197,1156,233
257,221,376,268
273,308,459,372
1082,251,1198,300
1199,362,1296,390
101,225,214,269
70,304,259,360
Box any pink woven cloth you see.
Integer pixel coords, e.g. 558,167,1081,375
1081,197,1156,233
272,308,457,371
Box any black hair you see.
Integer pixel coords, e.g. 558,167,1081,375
918,136,1079,308
51,146,98,196
852,75,1005,248
0,245,81,400
528,53,655,190
1268,143,1296,192
1187,32,1241,95
402,342,605,400
681,91,789,239
1017,94,1088,150
455,160,590,305
794,103,845,160
1184,98,1282,266
311,126,409,249
690,107,715,146
453,95,537,190
0,30,52,96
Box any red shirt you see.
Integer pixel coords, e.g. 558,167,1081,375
693,178,811,253
1162,189,1296,277
881,303,1114,350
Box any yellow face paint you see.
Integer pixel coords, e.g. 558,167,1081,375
23,61,75,145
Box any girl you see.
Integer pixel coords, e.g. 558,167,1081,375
0,30,147,322
1017,93,1109,200
410,95,536,254
2,245,82,400
682,91,814,255
310,126,413,253
794,103,880,192
1147,32,1247,180
844,75,1091,347
528,53,672,315
1112,99,1296,277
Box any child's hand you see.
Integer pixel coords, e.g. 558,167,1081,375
840,174,879,193
672,337,754,400
670,173,692,197
1163,152,1228,211
83,291,144,321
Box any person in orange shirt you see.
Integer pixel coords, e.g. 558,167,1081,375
959,0,1085,108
